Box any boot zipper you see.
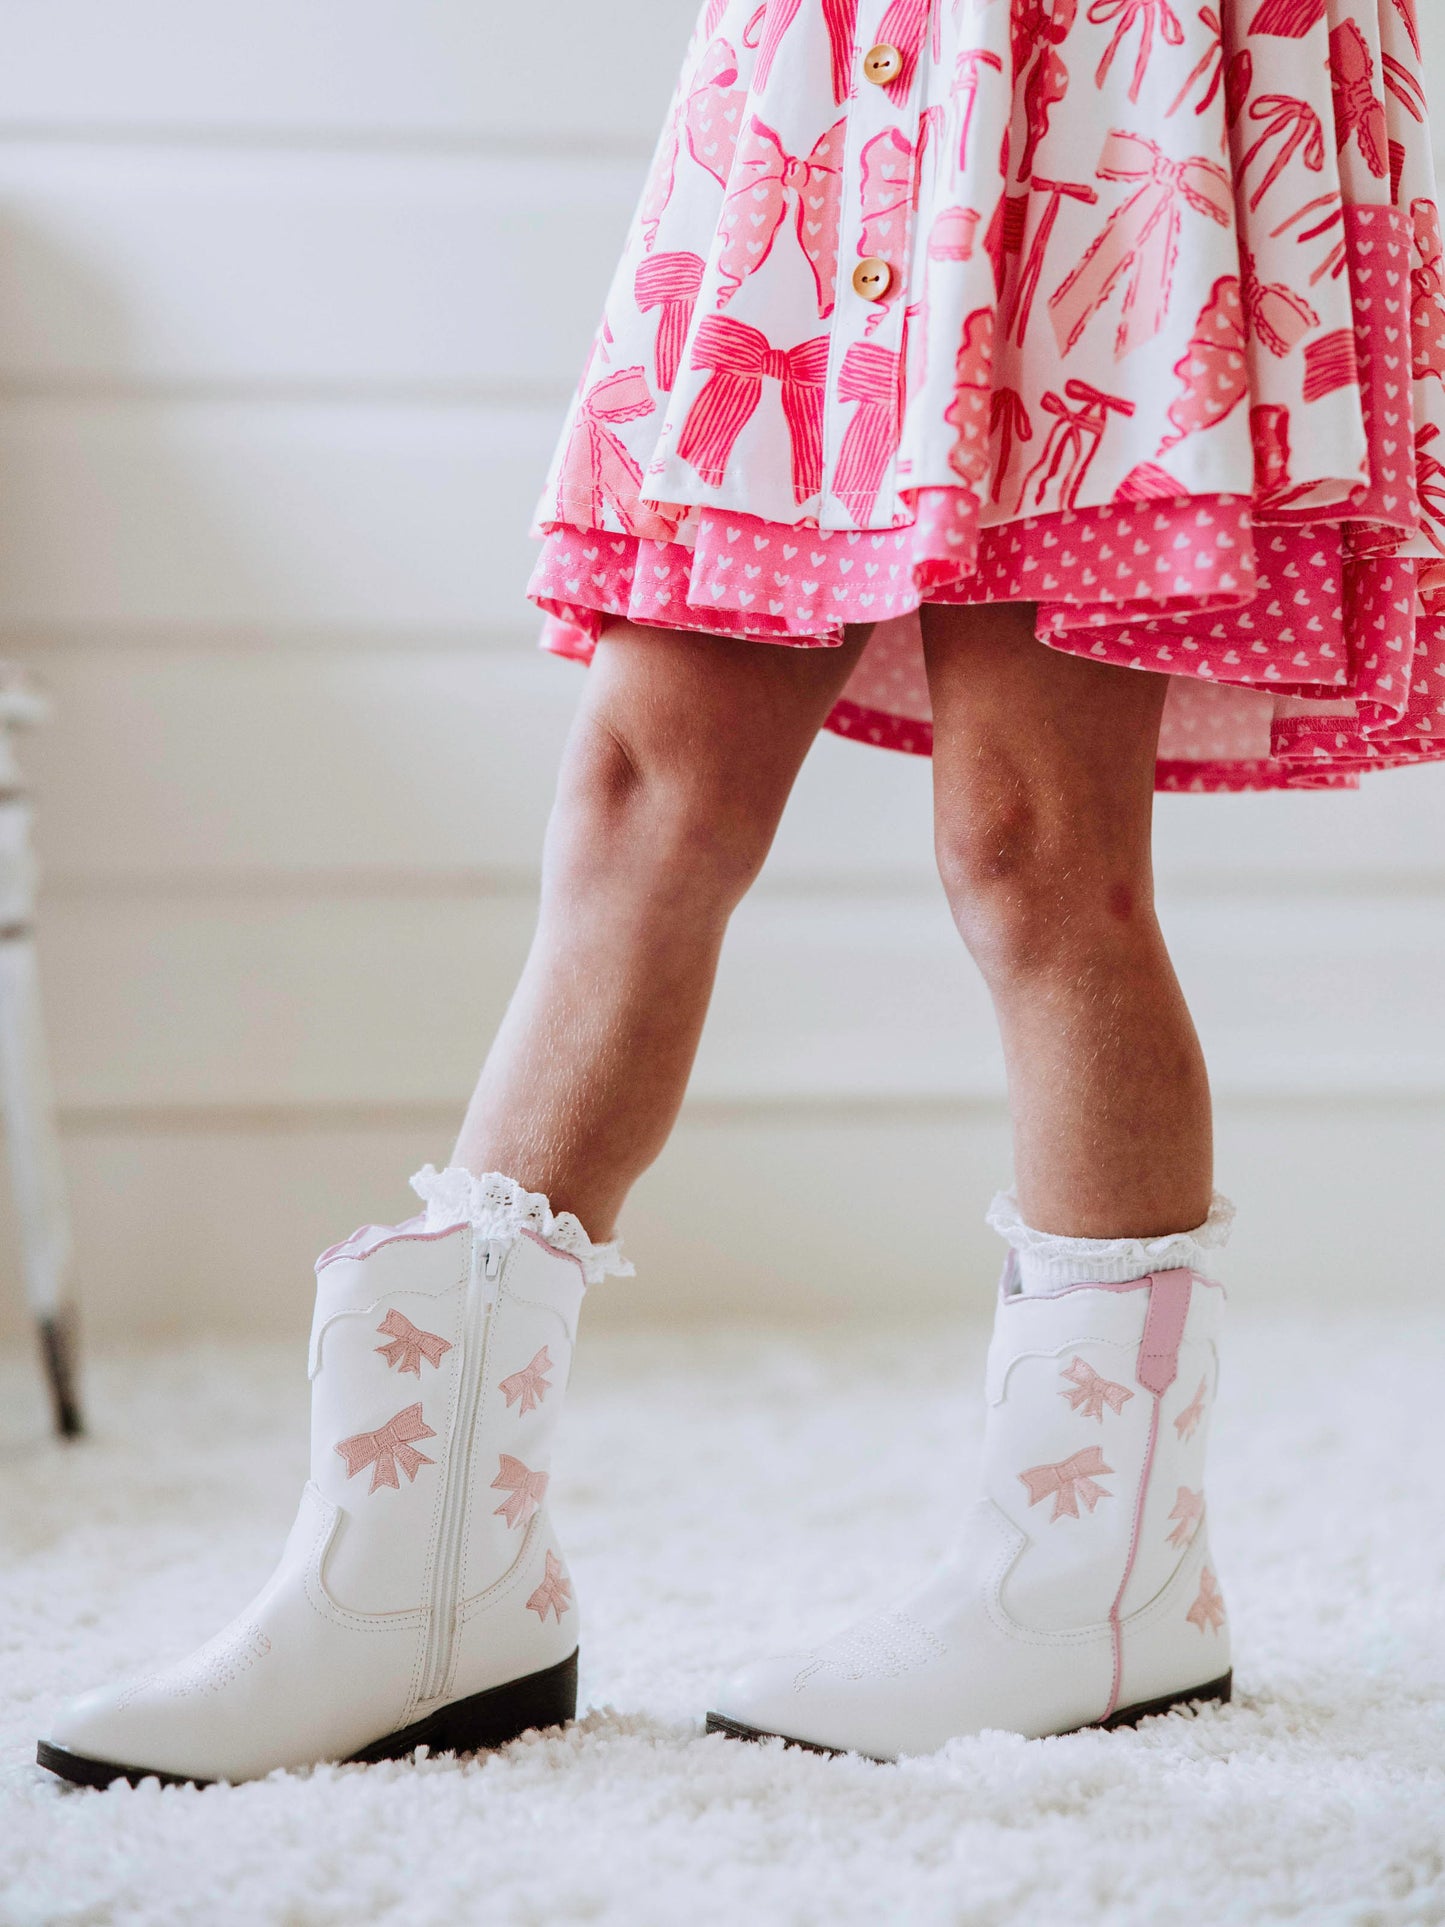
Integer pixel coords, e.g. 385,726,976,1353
417,1232,501,1705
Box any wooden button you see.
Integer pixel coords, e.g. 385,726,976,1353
852,256,893,302
862,42,904,85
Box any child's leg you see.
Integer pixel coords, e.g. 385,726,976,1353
711,606,1233,1760
41,618,870,1790
452,620,870,1235
920,598,1211,1238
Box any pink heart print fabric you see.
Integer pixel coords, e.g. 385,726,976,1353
529,0,1445,791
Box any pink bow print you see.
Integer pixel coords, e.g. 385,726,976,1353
335,1403,436,1494
526,1548,573,1623
833,341,901,520
1049,131,1233,359
499,1346,554,1415
492,1453,550,1529
858,129,916,285
675,314,829,505
1174,1375,1207,1440
641,40,745,248
1020,1446,1115,1521
1329,20,1387,180
374,1309,453,1378
557,368,681,543
1239,94,1325,211
1167,1485,1205,1548
1186,1565,1226,1632
1241,250,1319,357
635,252,706,394
744,0,799,91
1059,1356,1135,1421
717,115,845,319
872,0,931,102
1088,0,1185,105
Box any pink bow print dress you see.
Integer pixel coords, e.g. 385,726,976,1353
529,0,1445,791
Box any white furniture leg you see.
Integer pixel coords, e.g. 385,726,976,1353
0,672,82,1436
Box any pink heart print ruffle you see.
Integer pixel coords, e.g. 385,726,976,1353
530,0,1445,791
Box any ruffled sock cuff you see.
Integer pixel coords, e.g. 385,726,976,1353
409,1165,634,1287
986,1190,1234,1295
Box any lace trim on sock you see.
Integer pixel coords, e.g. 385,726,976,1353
985,1190,1235,1289
409,1165,634,1287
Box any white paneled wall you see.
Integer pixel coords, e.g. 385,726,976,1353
0,2,1443,1344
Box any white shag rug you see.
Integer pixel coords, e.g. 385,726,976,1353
3,1311,1444,1927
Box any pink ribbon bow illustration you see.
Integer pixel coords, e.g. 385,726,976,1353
335,1403,436,1494
1015,0,1077,181
675,314,829,504
1239,94,1325,211
374,1309,453,1378
492,1453,550,1529
1089,0,1185,105
717,115,846,319
1049,130,1233,359
1247,0,1323,32
952,48,1004,171
1019,378,1135,511
1174,1375,1207,1439
526,1549,573,1623
744,0,801,92
1241,249,1319,357
1167,1485,1205,1548
832,341,901,521
871,0,931,102
1329,21,1387,179
1187,1565,1226,1632
635,251,706,393
557,368,681,543
1017,1449,1117,1518
641,40,745,248
1058,1356,1135,1421
499,1345,554,1415
989,387,1033,502
858,129,916,287
1167,6,1225,119
945,307,998,489
1020,1446,1115,1522
1008,175,1099,344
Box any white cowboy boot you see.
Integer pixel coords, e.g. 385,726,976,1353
40,1167,629,1788
708,1254,1231,1760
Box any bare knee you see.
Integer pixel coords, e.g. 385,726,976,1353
548,710,785,909
934,773,1150,983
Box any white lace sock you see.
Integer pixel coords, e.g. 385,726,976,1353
986,1190,1234,1296
409,1164,635,1286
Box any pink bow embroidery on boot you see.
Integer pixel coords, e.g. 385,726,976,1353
1186,1566,1226,1633
374,1309,453,1377
500,1347,554,1415
526,1550,573,1623
335,1404,437,1494
1020,1447,1115,1521
1167,1485,1205,1548
1174,1377,1207,1440
492,1454,550,1529
1058,1356,1135,1421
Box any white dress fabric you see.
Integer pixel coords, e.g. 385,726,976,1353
530,0,1445,790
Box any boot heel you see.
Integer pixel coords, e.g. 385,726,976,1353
349,1648,580,1765
1098,1669,1232,1731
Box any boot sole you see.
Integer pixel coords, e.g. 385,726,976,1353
36,1647,580,1791
705,1668,1233,1760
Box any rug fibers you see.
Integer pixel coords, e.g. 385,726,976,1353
1,1311,1443,1927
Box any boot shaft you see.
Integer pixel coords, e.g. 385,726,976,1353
982,1269,1225,1652
308,1218,586,1621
